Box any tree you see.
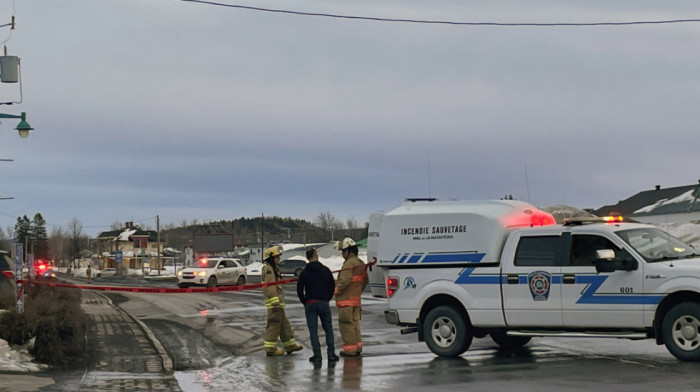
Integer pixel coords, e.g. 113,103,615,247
32,213,49,260
14,215,31,250
68,217,83,266
110,221,123,230
48,226,68,267
315,211,343,241
346,215,359,230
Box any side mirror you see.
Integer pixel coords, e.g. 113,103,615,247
218,264,225,269
594,249,616,273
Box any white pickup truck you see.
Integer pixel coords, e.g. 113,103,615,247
368,199,700,361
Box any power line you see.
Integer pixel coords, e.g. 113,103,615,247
180,0,700,27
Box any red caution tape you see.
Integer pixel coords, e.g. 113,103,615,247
17,277,298,293
17,258,377,294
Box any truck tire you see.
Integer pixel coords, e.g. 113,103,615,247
423,305,472,357
662,302,700,361
490,330,531,348
207,276,217,288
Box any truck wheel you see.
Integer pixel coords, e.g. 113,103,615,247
237,276,246,286
490,330,531,348
207,277,217,288
423,305,472,357
662,302,700,361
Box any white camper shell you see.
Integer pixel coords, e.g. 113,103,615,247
368,199,555,298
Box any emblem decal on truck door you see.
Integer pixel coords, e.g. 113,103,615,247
404,276,417,290
528,271,551,301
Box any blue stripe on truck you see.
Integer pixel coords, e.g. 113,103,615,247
454,270,663,305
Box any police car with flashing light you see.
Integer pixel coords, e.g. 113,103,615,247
177,257,247,288
368,199,700,361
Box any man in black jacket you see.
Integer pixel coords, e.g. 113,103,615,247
297,248,339,363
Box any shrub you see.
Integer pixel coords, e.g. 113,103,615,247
0,310,31,345
0,283,87,368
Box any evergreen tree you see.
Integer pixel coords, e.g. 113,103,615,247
14,215,31,250
32,213,49,260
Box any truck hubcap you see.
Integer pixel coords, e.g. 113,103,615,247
431,317,456,347
672,315,700,351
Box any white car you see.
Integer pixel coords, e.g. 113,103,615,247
177,257,247,288
97,268,117,277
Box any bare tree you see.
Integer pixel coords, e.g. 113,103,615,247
110,221,123,230
315,211,344,241
68,217,83,267
49,226,67,266
346,215,359,230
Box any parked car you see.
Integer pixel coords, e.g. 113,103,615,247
97,268,117,278
0,251,15,301
244,261,263,283
177,257,247,288
278,258,307,277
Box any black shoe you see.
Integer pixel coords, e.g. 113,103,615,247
339,351,359,357
309,356,322,363
328,354,340,362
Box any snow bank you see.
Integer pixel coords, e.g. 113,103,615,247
0,311,47,372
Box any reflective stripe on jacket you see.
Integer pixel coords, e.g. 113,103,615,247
335,254,368,308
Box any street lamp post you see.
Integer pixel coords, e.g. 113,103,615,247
0,111,33,138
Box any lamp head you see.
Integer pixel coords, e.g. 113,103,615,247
15,112,32,138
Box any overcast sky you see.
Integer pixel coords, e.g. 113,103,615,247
1,0,699,237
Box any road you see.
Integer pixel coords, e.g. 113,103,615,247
108,283,700,392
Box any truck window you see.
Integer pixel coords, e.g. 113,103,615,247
514,236,560,266
569,235,619,267
568,234,634,267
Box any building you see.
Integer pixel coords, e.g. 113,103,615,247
594,181,700,225
96,222,167,270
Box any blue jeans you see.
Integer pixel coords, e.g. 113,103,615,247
304,301,335,358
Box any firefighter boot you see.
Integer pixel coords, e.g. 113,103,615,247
266,348,285,356
286,343,303,354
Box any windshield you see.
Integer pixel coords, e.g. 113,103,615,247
616,227,697,262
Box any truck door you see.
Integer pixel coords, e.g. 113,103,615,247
561,233,644,328
502,234,564,328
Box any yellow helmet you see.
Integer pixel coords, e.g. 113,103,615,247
334,237,356,251
264,246,282,260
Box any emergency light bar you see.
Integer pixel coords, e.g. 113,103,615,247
563,216,624,226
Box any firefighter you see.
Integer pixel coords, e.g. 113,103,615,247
334,237,368,357
262,246,303,356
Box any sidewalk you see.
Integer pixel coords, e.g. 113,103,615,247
47,290,182,391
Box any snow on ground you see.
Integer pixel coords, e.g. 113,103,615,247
0,311,47,372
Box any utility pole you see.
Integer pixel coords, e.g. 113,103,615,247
157,215,161,276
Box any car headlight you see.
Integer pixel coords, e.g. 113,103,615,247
177,271,182,276
198,271,207,277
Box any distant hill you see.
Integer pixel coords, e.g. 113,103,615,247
160,216,368,249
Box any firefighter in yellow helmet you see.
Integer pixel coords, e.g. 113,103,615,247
334,237,368,356
262,246,303,356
